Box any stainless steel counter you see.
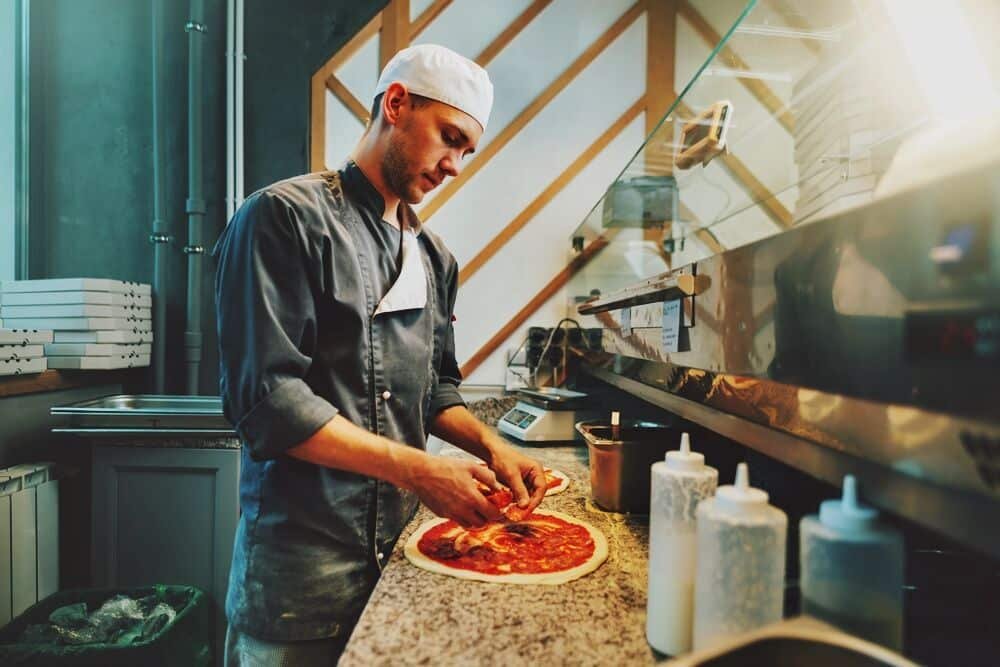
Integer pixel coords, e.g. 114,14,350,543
339,439,662,665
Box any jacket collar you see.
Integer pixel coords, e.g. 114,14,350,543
340,161,423,235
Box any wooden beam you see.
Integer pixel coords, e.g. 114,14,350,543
644,0,679,268
310,13,382,171
326,74,370,125
380,0,410,70
460,232,617,377
679,0,795,134
459,96,645,285
475,0,552,67
410,0,452,40
675,99,792,229
420,1,645,222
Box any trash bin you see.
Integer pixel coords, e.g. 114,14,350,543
0,585,212,666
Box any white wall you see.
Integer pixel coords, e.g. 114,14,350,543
325,0,646,385
0,0,16,282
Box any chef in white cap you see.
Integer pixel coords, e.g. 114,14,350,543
214,43,547,665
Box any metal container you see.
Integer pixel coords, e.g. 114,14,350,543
576,419,677,513
50,394,234,436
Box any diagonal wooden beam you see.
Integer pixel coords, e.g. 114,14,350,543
679,0,795,133
410,0,452,40
459,96,646,285
326,74,370,125
310,13,382,170
460,231,618,377
475,0,552,67
420,1,645,222
675,99,793,229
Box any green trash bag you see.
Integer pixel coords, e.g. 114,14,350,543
0,585,212,666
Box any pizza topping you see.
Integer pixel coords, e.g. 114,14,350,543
417,513,596,576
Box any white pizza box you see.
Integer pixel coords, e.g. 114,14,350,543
1,304,125,319
0,317,152,332
0,291,151,307
52,330,151,344
0,357,47,377
1,344,44,361
0,278,151,296
44,342,151,357
120,306,152,320
0,328,54,345
46,354,150,370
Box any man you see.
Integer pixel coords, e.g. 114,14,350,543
214,44,547,665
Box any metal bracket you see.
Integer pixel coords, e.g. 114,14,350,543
149,233,172,244
185,21,207,33
183,245,205,255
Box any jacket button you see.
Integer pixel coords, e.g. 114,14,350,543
377,551,385,561
381,390,392,400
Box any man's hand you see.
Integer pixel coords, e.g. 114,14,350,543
482,434,547,513
401,455,505,528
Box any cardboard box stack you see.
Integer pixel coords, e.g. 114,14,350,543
0,278,152,370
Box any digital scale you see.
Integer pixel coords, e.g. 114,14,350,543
497,387,595,442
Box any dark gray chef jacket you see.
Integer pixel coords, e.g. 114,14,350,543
213,161,465,641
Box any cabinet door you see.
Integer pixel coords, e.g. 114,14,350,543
92,446,239,653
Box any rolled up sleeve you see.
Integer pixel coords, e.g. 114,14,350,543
214,191,338,460
428,260,466,419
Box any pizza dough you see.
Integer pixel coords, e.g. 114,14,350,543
404,510,608,585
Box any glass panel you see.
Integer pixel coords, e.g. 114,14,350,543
569,0,1000,304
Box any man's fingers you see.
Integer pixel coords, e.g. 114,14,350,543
469,463,500,492
526,465,547,511
508,469,531,508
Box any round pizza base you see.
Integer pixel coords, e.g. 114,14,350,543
544,468,570,495
404,509,608,585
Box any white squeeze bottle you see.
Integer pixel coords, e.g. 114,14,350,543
647,432,718,655
693,462,787,651
800,475,904,650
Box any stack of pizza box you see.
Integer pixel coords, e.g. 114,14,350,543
0,327,51,376
791,34,889,226
0,278,152,370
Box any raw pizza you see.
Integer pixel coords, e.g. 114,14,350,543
405,510,607,584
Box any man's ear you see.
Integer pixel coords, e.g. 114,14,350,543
382,82,409,127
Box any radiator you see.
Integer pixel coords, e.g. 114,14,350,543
0,463,59,625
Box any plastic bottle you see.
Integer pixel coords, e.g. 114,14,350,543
646,432,719,655
800,475,904,650
692,462,787,651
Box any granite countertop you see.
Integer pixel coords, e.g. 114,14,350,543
340,436,664,666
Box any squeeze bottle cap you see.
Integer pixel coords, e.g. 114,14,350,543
665,432,706,472
714,463,768,514
819,475,879,533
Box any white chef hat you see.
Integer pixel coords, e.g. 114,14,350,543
374,44,494,132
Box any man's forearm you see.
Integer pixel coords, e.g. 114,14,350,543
287,414,427,490
428,405,498,462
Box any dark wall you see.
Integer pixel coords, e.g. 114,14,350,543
244,0,385,193
27,0,384,394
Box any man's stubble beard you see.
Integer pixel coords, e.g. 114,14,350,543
381,136,422,205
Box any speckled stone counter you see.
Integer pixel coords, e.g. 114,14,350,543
340,437,664,666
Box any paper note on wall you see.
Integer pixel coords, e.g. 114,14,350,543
620,307,631,337
662,300,681,353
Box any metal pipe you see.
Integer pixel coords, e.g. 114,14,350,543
184,0,206,394
225,0,234,221
150,0,170,392
235,0,245,209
